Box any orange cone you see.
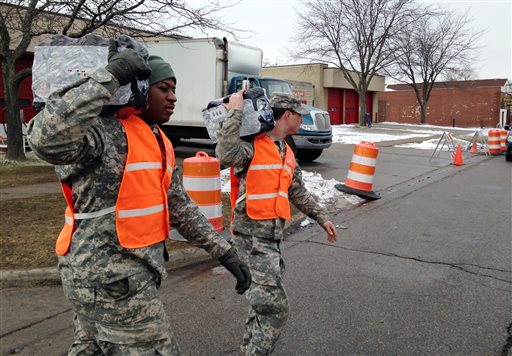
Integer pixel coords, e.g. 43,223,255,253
469,140,478,154
453,144,464,166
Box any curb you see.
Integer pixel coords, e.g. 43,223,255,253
0,248,211,288
0,212,307,288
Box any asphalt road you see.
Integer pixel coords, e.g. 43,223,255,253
1,143,510,355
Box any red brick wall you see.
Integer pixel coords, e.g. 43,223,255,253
379,86,503,128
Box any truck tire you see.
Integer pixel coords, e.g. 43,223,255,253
296,149,323,162
158,126,181,147
285,135,298,156
170,136,181,147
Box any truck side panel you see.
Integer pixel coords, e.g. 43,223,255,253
145,39,222,128
145,38,262,141
227,43,262,80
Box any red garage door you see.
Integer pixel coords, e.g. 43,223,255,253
345,90,358,124
327,88,343,125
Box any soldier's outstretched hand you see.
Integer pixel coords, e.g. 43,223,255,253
218,248,252,294
321,221,337,243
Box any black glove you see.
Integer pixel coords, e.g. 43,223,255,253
105,39,151,86
218,248,251,294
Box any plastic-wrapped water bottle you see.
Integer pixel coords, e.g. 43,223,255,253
203,88,275,143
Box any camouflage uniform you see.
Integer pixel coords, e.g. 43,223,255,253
215,96,330,355
28,68,231,355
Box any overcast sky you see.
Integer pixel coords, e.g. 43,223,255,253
200,0,511,81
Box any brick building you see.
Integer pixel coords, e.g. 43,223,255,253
378,79,511,128
262,64,385,125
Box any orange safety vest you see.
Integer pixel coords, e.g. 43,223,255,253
56,115,175,255
243,134,296,220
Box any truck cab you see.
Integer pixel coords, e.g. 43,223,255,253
230,76,332,161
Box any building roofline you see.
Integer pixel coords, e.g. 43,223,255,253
387,78,509,91
263,63,386,78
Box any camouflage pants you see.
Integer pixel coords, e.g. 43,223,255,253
61,269,182,355
232,233,289,355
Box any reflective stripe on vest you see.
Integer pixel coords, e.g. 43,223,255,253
245,135,296,220
55,115,175,255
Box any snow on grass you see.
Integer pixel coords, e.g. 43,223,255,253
382,121,483,132
221,168,363,208
331,125,434,144
395,137,471,150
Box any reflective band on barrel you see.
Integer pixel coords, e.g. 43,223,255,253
351,155,377,167
488,130,502,154
249,164,283,171
118,204,164,218
278,191,288,198
74,206,116,220
182,177,221,191
247,193,278,200
125,162,161,172
347,170,374,184
65,216,73,225
349,162,376,176
197,204,223,218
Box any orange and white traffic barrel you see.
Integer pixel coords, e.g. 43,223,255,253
500,129,508,152
183,151,223,232
335,141,380,200
487,130,502,155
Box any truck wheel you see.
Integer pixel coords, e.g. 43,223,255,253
158,126,181,147
170,137,181,147
285,135,298,156
297,149,323,162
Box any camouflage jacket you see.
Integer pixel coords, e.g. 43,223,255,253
215,109,330,240
27,68,231,286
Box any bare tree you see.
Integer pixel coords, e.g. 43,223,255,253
294,0,415,125
0,0,239,160
389,8,482,124
444,65,478,82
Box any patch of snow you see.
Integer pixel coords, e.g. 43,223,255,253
300,218,313,227
331,125,432,144
395,137,470,150
381,122,482,132
301,170,362,207
220,168,363,207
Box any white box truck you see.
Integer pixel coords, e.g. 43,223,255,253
145,37,262,145
146,37,331,161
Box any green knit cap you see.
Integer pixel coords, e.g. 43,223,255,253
148,55,176,85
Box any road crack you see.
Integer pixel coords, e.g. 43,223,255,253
306,240,512,286
0,308,71,339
